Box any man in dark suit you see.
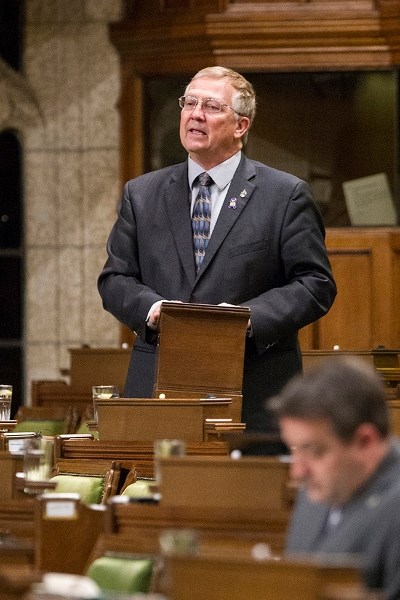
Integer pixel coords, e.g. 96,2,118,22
274,356,400,599
98,66,336,432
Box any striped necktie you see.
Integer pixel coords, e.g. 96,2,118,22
192,172,213,272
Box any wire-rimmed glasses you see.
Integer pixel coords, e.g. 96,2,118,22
178,95,242,115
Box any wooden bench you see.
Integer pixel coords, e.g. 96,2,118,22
54,436,229,479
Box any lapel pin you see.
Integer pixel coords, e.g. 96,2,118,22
240,189,247,198
228,197,237,209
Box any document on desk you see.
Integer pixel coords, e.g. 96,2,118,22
343,173,397,225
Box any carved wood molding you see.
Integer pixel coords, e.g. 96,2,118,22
111,0,400,70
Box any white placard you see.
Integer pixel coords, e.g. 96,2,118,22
45,500,77,519
342,173,397,225
8,439,27,454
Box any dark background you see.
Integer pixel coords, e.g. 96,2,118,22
0,0,24,416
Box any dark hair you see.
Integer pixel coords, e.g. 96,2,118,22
270,357,390,441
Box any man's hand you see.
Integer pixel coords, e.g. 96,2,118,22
146,300,183,331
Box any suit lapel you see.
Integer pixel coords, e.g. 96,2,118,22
164,163,196,286
198,157,256,275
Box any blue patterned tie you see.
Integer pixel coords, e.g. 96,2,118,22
192,172,213,272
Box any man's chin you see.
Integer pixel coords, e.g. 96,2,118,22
306,486,327,504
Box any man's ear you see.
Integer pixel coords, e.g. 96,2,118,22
353,422,380,449
234,116,250,139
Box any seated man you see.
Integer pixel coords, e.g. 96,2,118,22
271,356,400,600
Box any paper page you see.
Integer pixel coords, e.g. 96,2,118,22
342,173,397,225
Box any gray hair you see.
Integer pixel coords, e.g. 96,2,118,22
186,66,256,143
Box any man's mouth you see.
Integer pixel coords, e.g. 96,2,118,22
188,127,206,136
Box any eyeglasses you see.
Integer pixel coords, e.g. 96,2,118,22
178,95,242,116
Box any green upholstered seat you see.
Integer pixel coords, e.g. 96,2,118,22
14,419,65,436
121,479,154,499
49,474,105,504
86,556,153,594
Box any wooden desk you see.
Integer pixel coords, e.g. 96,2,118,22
108,455,294,555
34,494,108,574
165,552,363,600
159,455,293,511
302,349,399,371
68,347,130,394
0,500,35,540
96,397,233,442
0,452,25,501
155,303,250,422
109,502,291,556
0,565,40,600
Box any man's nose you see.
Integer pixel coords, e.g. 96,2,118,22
290,455,309,481
191,102,206,118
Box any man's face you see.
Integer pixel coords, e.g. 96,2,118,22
279,417,364,506
179,76,249,169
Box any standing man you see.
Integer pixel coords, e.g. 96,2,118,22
98,66,336,432
274,357,400,599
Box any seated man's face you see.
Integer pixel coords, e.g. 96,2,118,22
279,417,363,506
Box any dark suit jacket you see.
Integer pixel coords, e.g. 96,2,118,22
286,442,400,599
98,155,336,432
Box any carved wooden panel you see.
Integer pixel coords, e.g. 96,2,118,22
318,250,373,349
300,228,400,351
111,0,400,72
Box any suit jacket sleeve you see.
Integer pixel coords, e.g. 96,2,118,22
242,175,336,351
97,178,166,341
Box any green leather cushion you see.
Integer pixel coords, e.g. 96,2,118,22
86,557,153,593
49,475,105,504
121,480,154,499
14,420,65,435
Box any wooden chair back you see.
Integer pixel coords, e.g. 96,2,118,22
49,458,123,503
31,379,92,415
14,405,79,435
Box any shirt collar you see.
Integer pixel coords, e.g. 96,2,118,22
188,151,241,191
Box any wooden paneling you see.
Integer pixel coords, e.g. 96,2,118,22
300,228,400,351
68,347,130,393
